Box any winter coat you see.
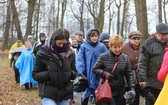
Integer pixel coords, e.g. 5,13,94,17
32,41,77,102
93,50,135,96
138,36,165,89
158,46,168,82
76,27,108,101
122,42,140,70
32,41,45,58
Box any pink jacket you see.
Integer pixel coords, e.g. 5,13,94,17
158,46,168,82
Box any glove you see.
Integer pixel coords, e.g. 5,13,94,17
123,87,136,104
71,70,77,80
103,71,114,80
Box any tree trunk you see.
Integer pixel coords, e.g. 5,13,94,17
163,0,167,24
60,0,67,27
158,0,162,23
120,0,128,37
56,1,60,28
97,0,105,34
115,0,121,35
2,3,11,51
25,0,37,39
134,0,148,43
10,0,23,42
35,0,41,41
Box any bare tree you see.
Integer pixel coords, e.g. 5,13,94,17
70,0,85,33
85,0,107,34
120,0,130,37
134,0,148,43
163,0,167,24
60,0,67,27
158,0,162,23
2,2,10,51
34,0,41,41
10,0,23,42
25,0,37,39
115,0,122,35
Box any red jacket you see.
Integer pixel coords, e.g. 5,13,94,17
158,46,168,82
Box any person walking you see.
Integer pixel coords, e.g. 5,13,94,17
9,40,24,59
138,23,168,105
32,33,46,58
122,31,141,105
75,31,85,52
32,27,77,105
99,32,110,49
27,35,36,46
93,34,136,105
9,40,25,84
76,27,108,105
15,41,37,90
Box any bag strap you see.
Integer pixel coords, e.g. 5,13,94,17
111,56,120,73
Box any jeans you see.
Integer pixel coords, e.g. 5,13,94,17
42,98,70,105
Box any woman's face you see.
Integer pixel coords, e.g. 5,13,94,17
89,31,98,43
55,39,68,47
130,37,140,46
109,44,122,55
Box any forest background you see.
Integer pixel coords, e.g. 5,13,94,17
0,0,168,50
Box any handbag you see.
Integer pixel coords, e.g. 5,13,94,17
95,56,120,104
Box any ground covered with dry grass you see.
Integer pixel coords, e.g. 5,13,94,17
0,51,41,105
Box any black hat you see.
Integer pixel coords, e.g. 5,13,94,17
156,23,168,34
39,33,46,37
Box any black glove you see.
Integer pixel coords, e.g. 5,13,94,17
123,87,136,104
103,71,114,80
71,70,77,80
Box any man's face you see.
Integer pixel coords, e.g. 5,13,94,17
76,34,83,42
156,32,168,43
40,36,46,41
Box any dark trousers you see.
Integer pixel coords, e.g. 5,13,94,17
130,84,141,105
145,88,161,105
24,83,33,90
14,69,20,83
113,95,126,105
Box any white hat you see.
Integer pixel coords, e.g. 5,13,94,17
27,35,33,38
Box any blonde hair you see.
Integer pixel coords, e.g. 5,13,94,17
108,34,124,47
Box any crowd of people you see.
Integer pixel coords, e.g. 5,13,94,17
8,23,168,105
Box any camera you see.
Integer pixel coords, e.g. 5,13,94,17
141,85,155,102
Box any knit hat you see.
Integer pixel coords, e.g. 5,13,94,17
128,31,141,39
39,33,46,37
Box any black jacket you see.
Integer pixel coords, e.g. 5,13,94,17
138,36,165,89
32,45,77,101
93,50,135,96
